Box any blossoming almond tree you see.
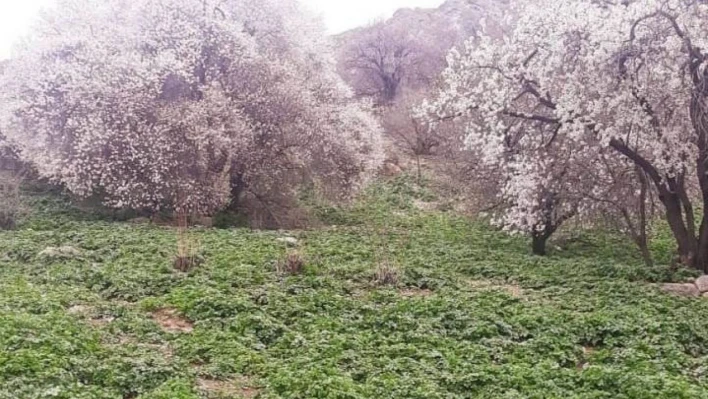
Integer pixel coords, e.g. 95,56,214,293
0,0,384,222
424,0,708,265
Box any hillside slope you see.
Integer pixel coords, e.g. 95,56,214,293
1,178,707,398
335,0,510,100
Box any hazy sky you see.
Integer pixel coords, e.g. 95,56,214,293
0,0,444,59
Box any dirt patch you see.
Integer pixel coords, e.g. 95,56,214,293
151,308,194,333
399,288,434,298
577,346,596,370
197,376,259,398
468,280,523,298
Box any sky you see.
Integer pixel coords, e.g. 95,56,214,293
0,0,444,59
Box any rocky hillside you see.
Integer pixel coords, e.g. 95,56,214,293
391,0,509,40
335,0,510,103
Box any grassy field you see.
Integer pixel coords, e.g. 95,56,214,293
2,178,708,398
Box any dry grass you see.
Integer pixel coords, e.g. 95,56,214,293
173,210,201,272
276,249,306,275
577,346,596,370
374,260,401,286
468,279,524,298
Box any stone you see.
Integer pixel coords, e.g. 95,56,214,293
660,283,700,297
695,275,708,294
38,246,82,260
67,305,91,315
192,216,214,228
276,237,299,246
413,200,439,212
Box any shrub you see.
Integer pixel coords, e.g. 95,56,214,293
276,250,306,276
373,260,401,286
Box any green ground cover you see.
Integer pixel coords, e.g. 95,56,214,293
1,178,708,398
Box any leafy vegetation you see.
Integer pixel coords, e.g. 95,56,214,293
2,177,708,398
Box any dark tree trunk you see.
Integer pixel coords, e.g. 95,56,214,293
693,91,708,273
382,77,398,105
660,189,696,266
695,216,708,273
529,191,575,257
227,173,246,212
635,168,654,267
532,233,549,256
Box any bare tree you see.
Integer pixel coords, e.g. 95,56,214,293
341,23,414,105
382,93,444,181
339,16,457,107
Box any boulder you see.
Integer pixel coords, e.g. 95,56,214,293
695,275,708,294
276,237,299,247
660,283,700,297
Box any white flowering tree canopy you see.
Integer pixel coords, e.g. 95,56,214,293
0,0,384,215
424,0,708,267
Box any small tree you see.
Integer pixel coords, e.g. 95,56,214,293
382,93,443,182
339,19,454,106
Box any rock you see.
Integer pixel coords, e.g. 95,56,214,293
660,283,700,297
276,237,299,246
704,292,708,299
192,216,214,228
413,199,439,212
696,275,708,294
38,246,82,260
67,305,91,315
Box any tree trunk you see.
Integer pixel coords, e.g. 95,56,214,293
636,168,653,267
227,173,246,212
695,217,708,273
637,238,653,268
532,233,549,256
693,94,708,273
415,155,422,185
657,186,697,268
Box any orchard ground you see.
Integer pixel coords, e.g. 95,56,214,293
2,177,708,399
